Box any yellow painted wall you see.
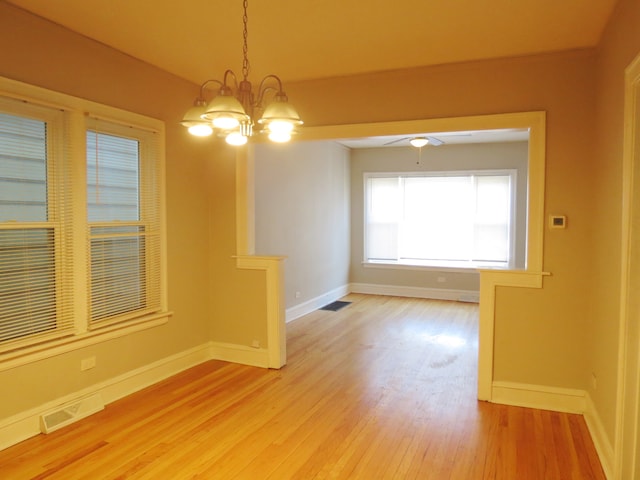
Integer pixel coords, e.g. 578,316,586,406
0,3,266,418
207,145,268,347
591,0,640,446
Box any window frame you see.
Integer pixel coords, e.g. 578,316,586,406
85,120,162,329
363,169,518,271
0,98,76,350
0,76,170,371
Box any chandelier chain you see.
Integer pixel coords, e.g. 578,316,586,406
242,0,250,80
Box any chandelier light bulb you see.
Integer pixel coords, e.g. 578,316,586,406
226,131,248,146
268,131,292,143
267,120,295,134
188,124,214,137
213,115,240,130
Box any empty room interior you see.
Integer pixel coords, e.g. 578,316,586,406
1,0,640,478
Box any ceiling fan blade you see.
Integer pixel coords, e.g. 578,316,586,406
383,136,410,146
425,136,444,146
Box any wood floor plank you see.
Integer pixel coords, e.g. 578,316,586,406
0,294,606,479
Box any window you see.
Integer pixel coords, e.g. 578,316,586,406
0,79,167,360
86,122,162,327
364,171,516,269
0,100,75,348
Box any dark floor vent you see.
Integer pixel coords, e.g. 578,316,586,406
319,301,351,312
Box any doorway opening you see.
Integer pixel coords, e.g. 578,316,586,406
246,112,547,400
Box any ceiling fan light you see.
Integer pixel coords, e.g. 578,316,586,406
409,137,429,148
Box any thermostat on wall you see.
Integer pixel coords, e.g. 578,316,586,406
549,215,567,229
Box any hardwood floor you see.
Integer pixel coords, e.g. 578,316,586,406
0,294,605,479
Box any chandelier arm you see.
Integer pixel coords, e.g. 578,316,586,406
222,69,239,90
198,79,224,98
256,74,285,105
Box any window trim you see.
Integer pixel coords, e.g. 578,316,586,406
85,120,162,330
363,169,518,270
0,76,171,372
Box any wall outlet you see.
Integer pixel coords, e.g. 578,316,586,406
295,291,301,299
251,340,260,349
80,356,96,371
549,215,567,229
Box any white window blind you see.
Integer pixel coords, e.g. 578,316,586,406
365,172,514,267
0,103,75,348
0,78,167,360
86,121,162,327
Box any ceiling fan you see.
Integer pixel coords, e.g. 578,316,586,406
383,132,472,147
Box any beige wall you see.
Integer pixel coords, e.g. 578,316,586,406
206,144,269,348
591,0,640,445
0,4,265,418
254,141,351,309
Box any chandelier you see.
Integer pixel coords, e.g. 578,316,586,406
181,0,303,146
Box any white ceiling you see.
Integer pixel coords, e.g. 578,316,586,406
6,0,618,85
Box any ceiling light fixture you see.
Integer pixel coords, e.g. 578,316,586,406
181,0,303,145
409,137,429,148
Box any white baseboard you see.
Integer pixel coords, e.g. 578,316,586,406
0,342,212,452
286,284,350,322
350,282,479,303
492,382,614,478
584,393,614,479
491,381,586,414
209,342,269,368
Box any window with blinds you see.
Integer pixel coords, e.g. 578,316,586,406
0,103,75,348
86,123,162,327
0,79,166,358
365,171,516,268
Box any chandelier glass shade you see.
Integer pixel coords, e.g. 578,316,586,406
181,0,303,145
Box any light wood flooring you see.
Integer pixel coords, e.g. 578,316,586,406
0,294,605,479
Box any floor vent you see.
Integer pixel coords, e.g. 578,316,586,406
39,393,105,434
320,301,351,312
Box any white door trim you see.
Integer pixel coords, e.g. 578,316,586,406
614,52,640,480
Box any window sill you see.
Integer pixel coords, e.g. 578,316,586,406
363,259,511,273
0,311,173,373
